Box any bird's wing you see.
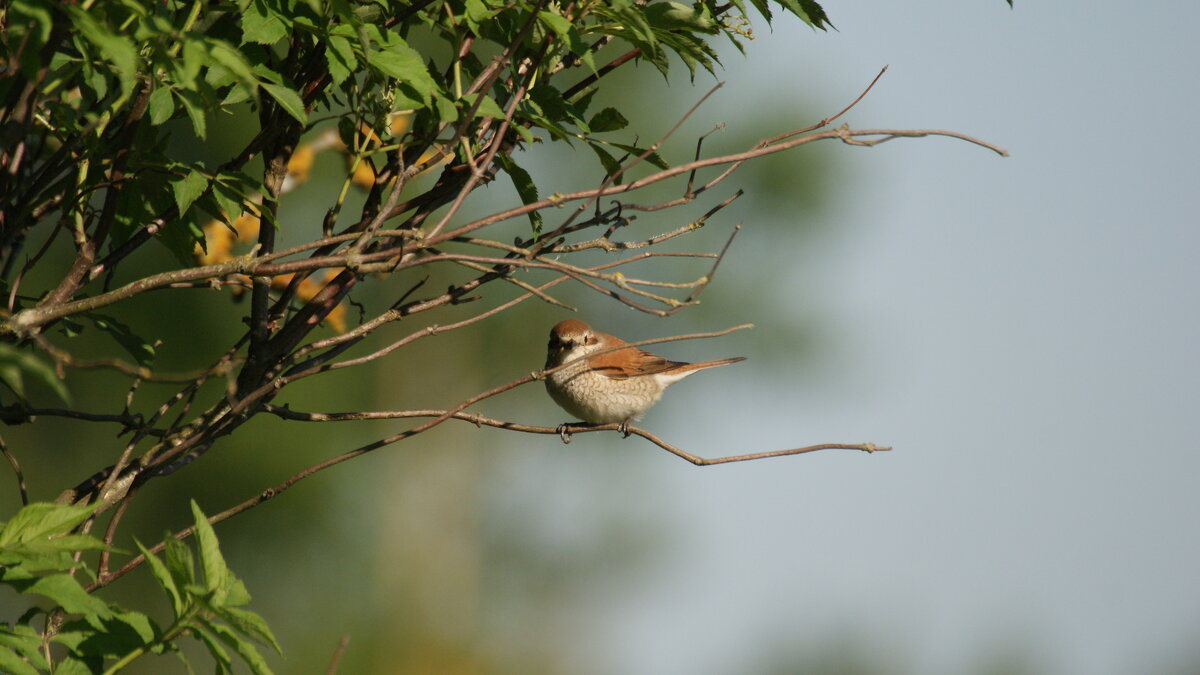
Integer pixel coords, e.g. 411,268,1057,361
589,347,687,380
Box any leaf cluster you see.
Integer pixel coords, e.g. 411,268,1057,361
0,501,278,674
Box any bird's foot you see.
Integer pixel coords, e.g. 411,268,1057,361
617,419,631,438
557,423,574,444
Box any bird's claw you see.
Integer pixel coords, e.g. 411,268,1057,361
618,420,631,437
557,423,573,444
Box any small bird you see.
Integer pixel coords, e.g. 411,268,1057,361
544,319,745,436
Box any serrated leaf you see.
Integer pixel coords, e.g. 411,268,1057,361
775,0,833,29
0,503,96,547
495,155,541,237
242,0,288,44
66,7,139,99
537,9,573,36
645,2,718,32
586,142,622,182
193,624,234,672
222,575,252,608
137,540,183,618
46,655,94,675
162,533,196,591
433,94,458,123
172,169,209,217
325,34,356,86
0,646,44,675
0,344,70,403
609,142,670,170
174,88,208,139
0,623,48,674
16,534,110,554
54,613,156,659
110,610,157,645
211,606,280,654
260,82,307,124
366,37,436,103
205,620,275,674
19,575,112,624
147,87,175,125
588,107,628,133
461,92,506,120
207,41,261,92
190,501,227,595
211,180,246,223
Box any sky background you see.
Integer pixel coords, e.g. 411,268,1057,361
502,2,1200,674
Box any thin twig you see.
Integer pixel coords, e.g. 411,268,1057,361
325,635,351,675
1,435,29,506
262,405,890,465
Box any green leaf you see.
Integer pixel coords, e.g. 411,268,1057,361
463,0,497,33
110,610,157,645
645,2,718,32
87,314,155,366
211,605,280,654
172,169,209,217
45,655,95,675
0,645,44,675
205,620,275,675
260,82,308,124
147,87,175,125
206,41,261,93
55,612,157,659
325,34,356,86
495,155,542,237
12,534,110,555
0,503,96,547
222,575,252,607
193,624,234,673
588,107,628,133
537,9,573,37
586,142,622,182
0,344,69,403
365,34,436,103
66,7,139,99
0,623,49,674
19,575,112,624
242,0,289,44
162,533,196,592
137,540,183,618
609,141,671,170
775,0,833,29
190,501,227,596
211,179,246,221
174,88,208,139
433,94,458,124
460,92,506,120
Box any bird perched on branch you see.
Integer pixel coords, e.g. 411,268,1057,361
544,319,745,438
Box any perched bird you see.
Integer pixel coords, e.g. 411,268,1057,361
544,319,745,435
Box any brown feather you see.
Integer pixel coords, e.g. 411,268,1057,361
589,346,689,380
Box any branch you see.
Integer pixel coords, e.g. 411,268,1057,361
262,405,891,466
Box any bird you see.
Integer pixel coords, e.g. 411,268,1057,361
543,319,745,438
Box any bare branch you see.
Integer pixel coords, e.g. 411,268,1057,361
1,436,29,506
